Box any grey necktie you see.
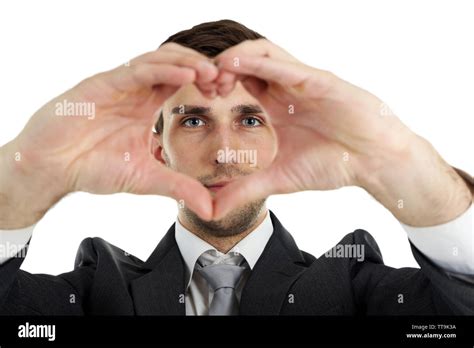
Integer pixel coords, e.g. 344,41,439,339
197,263,247,315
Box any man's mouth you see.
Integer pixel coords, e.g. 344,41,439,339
204,180,233,193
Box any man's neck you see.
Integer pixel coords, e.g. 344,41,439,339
178,208,268,253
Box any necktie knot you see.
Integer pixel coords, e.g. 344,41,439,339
196,259,247,315
197,263,246,292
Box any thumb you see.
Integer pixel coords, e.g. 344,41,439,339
131,161,213,221
212,167,279,220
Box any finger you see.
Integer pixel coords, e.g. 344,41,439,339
216,55,334,97
156,47,237,94
196,81,218,94
217,55,307,86
107,63,196,92
214,38,298,63
158,42,213,60
216,83,234,98
131,50,218,83
195,82,218,99
134,42,209,62
212,167,282,220
152,45,235,95
133,160,213,220
215,70,237,97
215,70,236,85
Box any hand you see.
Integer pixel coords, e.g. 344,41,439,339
1,43,219,228
211,39,472,225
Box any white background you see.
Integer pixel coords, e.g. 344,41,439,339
0,0,472,274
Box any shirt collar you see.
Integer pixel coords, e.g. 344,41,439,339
175,209,274,288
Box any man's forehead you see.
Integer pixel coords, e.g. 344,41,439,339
163,82,263,116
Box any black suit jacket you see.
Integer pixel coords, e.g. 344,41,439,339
1,211,473,315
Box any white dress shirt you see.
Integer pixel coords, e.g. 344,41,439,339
400,204,473,274
0,204,472,315
175,210,273,315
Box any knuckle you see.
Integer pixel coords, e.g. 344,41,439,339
179,55,201,67
160,42,182,51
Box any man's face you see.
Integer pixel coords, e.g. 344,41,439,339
155,81,278,236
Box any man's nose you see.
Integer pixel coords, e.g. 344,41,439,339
209,124,240,165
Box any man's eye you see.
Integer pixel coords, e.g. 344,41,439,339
241,117,262,127
182,117,205,128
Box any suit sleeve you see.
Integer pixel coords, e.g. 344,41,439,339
0,239,94,315
347,230,474,315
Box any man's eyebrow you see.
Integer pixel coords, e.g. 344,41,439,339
231,104,264,114
169,103,264,116
170,105,212,115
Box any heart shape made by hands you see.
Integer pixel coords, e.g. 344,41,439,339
165,39,395,221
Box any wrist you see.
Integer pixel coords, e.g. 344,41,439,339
356,133,472,226
0,140,66,229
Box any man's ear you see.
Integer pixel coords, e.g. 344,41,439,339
151,132,167,165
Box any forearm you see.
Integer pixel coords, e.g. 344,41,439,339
0,141,64,229
359,134,472,227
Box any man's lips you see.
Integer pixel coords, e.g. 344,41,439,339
204,181,233,192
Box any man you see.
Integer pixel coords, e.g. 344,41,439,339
0,19,472,315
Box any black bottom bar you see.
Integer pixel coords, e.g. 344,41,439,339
0,316,473,346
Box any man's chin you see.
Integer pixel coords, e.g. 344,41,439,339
182,199,266,238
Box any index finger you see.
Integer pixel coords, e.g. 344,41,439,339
214,38,298,63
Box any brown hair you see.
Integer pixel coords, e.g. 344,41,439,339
154,19,265,134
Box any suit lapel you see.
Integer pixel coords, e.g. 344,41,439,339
240,211,308,315
130,211,307,316
130,223,186,315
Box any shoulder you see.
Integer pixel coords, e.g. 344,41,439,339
74,237,144,270
324,229,384,263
